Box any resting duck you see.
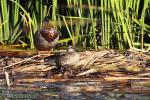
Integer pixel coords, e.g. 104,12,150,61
55,46,80,73
45,46,80,74
34,17,59,51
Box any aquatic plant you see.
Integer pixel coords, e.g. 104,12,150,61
0,0,149,50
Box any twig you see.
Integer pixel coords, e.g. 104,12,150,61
137,73,150,77
77,68,97,76
5,71,11,87
75,50,109,68
146,46,150,52
104,76,150,81
3,54,51,69
130,47,148,52
88,51,109,65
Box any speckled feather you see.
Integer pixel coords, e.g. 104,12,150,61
55,48,80,68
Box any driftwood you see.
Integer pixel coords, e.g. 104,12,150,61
0,49,149,93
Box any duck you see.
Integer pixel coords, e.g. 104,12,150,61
55,46,80,73
45,46,80,74
34,17,59,51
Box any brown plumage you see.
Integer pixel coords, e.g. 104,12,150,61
45,46,80,76
34,18,59,51
55,46,80,72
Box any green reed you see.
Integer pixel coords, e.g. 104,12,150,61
0,0,9,41
0,0,149,50
0,0,49,49
100,0,150,50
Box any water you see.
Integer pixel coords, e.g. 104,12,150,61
0,82,149,100
0,90,150,100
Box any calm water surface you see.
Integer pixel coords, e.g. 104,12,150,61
0,83,149,100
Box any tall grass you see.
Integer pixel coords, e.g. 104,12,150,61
0,0,149,50
57,0,150,50
0,0,9,41
100,0,150,50
0,0,48,49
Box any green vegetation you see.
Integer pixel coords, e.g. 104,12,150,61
0,0,150,50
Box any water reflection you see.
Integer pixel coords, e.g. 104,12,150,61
0,84,149,100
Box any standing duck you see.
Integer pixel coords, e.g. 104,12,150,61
34,17,59,51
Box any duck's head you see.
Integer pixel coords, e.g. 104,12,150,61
67,46,75,52
42,17,57,30
41,17,60,42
